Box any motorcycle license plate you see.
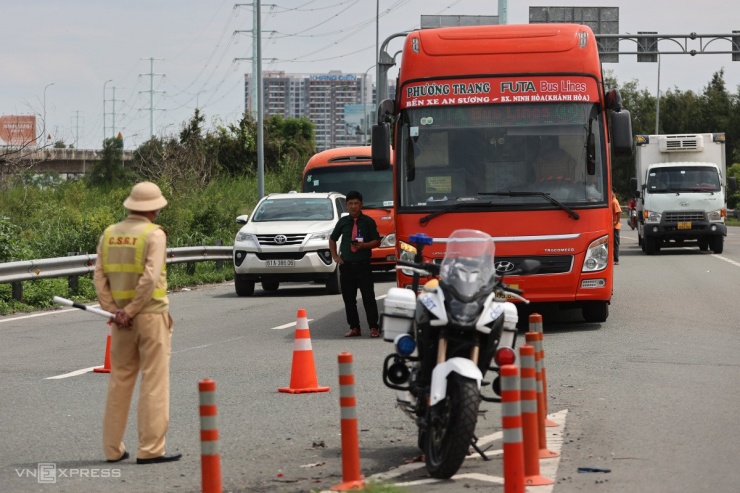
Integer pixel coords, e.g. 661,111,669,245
266,259,294,267
677,221,692,230
504,284,519,299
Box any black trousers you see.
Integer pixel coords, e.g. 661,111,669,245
614,228,620,262
339,262,379,329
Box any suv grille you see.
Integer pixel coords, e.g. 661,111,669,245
664,212,705,222
256,233,307,246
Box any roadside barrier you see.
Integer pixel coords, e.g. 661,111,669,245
93,324,112,373
525,332,559,458
519,345,554,486
331,352,364,491
500,364,525,493
529,313,557,427
199,378,222,493
278,308,330,394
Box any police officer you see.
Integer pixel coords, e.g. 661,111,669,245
329,190,381,338
93,182,181,464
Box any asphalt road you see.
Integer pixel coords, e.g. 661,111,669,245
2,221,740,493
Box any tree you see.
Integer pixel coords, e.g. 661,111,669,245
87,137,128,186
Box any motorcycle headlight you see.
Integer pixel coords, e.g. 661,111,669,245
448,299,482,325
582,235,609,272
235,231,258,248
380,233,396,248
398,240,417,276
307,229,332,242
645,210,662,223
707,209,724,222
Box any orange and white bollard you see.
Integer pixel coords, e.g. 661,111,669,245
93,324,112,373
529,313,556,427
526,332,559,459
500,364,525,493
519,345,554,486
199,378,222,493
331,352,364,492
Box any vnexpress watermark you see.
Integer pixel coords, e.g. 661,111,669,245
15,463,121,483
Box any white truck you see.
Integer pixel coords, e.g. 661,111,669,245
631,133,736,255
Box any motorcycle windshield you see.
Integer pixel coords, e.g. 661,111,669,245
439,229,496,300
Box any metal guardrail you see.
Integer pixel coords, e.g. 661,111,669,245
0,246,232,284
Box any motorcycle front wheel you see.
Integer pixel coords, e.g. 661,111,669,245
424,374,480,479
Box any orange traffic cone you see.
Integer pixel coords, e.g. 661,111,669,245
278,309,330,394
93,324,112,373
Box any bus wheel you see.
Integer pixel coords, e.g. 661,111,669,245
582,301,608,323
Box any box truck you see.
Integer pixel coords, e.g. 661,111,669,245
631,133,736,255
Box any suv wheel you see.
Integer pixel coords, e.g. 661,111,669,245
262,280,280,292
235,275,255,297
326,266,341,294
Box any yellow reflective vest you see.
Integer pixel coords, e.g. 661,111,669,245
102,221,168,313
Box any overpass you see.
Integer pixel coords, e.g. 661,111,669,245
1,147,135,179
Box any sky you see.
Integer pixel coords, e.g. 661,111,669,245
1,0,739,150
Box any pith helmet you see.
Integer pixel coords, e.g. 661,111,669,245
123,182,168,212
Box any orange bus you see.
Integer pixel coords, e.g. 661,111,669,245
371,24,633,322
302,146,396,270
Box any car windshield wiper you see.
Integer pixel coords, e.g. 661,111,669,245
480,191,580,220
419,201,493,226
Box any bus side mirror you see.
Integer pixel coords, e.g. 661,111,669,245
606,89,623,111
371,124,391,171
611,110,633,157
376,99,395,124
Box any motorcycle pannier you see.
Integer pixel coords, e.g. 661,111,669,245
381,287,416,342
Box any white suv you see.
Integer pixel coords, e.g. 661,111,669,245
232,191,347,296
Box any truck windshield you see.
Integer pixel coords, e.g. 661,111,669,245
398,103,606,209
646,166,721,193
303,165,393,208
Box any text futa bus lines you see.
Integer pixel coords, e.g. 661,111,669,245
302,146,396,270
371,24,633,323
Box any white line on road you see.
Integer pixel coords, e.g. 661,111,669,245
0,307,84,324
270,319,313,330
46,366,98,379
714,255,740,268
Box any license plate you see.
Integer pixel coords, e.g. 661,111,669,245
677,221,692,230
504,284,519,299
266,259,294,267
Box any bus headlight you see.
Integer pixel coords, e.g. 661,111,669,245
582,235,608,272
380,233,396,248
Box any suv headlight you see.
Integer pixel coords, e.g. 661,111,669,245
307,229,332,242
380,233,396,248
707,209,724,222
235,232,258,248
645,210,662,223
398,240,417,276
582,235,608,272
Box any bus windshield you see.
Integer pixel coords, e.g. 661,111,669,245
398,102,606,209
303,165,394,208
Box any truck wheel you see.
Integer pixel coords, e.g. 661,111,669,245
235,275,255,297
698,239,709,251
645,237,658,255
710,236,724,254
583,301,609,323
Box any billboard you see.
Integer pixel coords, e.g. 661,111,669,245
0,115,37,147
343,104,375,140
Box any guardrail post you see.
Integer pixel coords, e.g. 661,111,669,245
187,262,196,275
67,252,79,294
214,240,224,270
12,281,23,302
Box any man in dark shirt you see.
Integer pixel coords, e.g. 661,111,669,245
329,190,382,338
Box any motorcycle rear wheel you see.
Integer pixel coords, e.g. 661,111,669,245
424,375,480,479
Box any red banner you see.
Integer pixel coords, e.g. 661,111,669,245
400,76,600,109
0,115,37,146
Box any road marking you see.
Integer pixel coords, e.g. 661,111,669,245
715,255,740,268
0,307,85,324
271,319,314,330
46,366,98,379
332,409,568,493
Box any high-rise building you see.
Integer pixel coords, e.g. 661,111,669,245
245,70,375,151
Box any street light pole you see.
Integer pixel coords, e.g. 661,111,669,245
43,83,55,148
103,79,113,145
362,64,375,140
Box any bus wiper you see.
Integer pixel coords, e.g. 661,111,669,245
419,201,493,226
480,191,580,220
